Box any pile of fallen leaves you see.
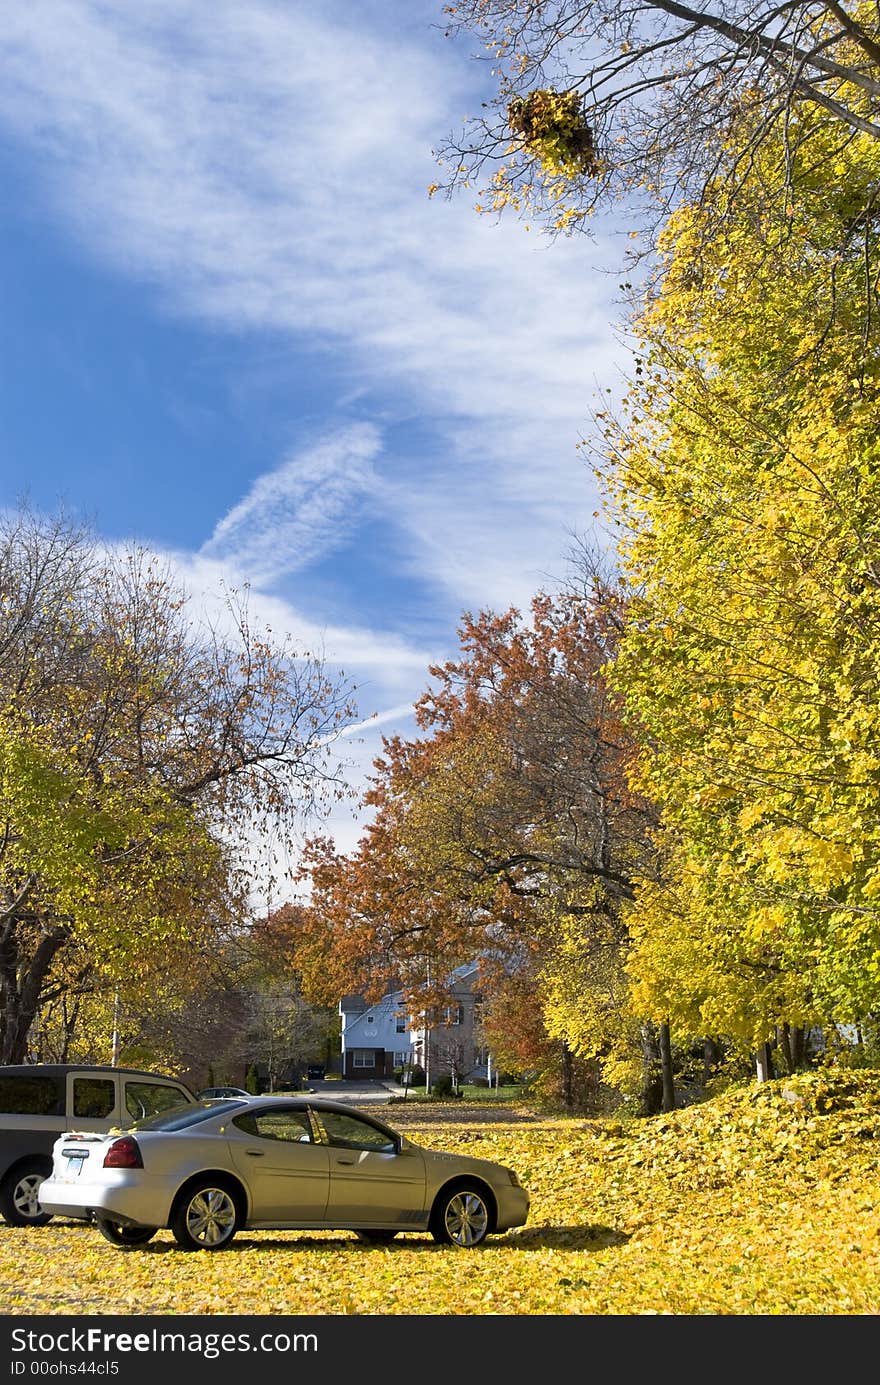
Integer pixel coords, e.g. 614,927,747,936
2,1069,877,1315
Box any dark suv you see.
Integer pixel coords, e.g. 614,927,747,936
0,1063,196,1227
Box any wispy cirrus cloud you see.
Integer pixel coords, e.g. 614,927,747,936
165,550,438,686
0,0,625,614
199,423,382,585
0,1,631,875
162,550,426,872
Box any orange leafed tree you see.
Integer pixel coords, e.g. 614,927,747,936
296,569,654,1093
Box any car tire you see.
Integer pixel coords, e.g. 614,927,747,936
170,1179,241,1251
429,1181,493,1248
0,1159,54,1228
354,1229,398,1246
94,1216,157,1248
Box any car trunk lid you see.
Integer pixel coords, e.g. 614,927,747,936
51,1132,115,1183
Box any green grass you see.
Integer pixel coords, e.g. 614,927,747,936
388,1083,526,1103
460,1083,526,1101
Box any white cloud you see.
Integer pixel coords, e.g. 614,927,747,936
200,422,382,584
0,1,633,881
0,0,627,612
165,550,439,691
339,703,416,739
161,545,426,899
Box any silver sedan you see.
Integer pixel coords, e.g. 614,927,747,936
38,1095,529,1251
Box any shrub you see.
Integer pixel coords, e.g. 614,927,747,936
431,1074,463,1099
399,1065,425,1087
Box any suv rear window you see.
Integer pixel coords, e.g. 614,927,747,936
0,1075,63,1115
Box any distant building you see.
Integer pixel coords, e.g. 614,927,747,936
338,964,488,1084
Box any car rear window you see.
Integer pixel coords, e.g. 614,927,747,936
133,1100,247,1131
0,1075,63,1115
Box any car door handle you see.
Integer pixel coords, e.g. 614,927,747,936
245,1149,265,1157
335,1157,355,1166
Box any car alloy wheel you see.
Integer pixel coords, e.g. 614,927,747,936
171,1181,240,1251
95,1216,157,1248
431,1183,491,1248
0,1162,53,1228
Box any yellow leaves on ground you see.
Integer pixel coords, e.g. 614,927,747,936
3,1073,879,1316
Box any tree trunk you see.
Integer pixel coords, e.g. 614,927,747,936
639,1023,664,1115
0,919,70,1064
778,1022,807,1073
755,1040,775,1083
57,993,82,1063
561,1041,574,1109
660,1020,675,1112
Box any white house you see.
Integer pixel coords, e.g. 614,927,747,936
338,964,489,1085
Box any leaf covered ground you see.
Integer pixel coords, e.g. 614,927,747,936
2,1069,879,1316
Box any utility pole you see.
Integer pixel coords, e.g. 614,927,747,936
111,991,120,1067
424,958,432,1093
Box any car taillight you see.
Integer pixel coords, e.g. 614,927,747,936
103,1136,143,1169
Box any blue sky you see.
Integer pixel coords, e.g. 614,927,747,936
0,0,630,884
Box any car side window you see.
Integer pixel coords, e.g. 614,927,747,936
315,1111,396,1153
72,1078,116,1119
232,1110,313,1143
125,1082,189,1120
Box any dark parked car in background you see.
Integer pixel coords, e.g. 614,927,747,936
307,1065,325,1080
0,1064,196,1227
196,1086,250,1100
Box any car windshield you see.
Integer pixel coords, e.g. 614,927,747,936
132,1099,248,1131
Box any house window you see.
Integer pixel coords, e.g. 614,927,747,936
394,1052,408,1066
396,1017,406,1033
366,1015,374,1024
353,1052,376,1068
445,1004,465,1026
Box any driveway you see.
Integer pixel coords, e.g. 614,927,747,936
303,1079,540,1126
304,1077,398,1104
